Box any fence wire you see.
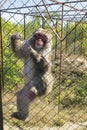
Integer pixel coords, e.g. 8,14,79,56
0,0,87,130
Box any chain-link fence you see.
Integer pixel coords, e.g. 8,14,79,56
0,0,87,130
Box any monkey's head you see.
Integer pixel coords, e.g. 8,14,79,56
33,33,47,49
32,28,52,50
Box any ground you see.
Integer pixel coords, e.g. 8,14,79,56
2,92,87,130
2,55,87,130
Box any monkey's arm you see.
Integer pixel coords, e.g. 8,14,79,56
11,34,30,59
29,47,48,72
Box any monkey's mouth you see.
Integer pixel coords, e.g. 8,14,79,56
35,43,43,49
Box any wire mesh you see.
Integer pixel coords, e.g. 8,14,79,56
0,0,87,130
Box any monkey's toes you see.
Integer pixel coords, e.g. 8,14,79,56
11,112,26,120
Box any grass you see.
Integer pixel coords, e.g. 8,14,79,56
2,55,87,129
2,91,87,129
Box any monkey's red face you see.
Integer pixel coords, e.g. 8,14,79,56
35,39,44,49
33,33,47,49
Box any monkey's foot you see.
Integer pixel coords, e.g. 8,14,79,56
30,87,38,95
29,89,37,101
11,112,27,121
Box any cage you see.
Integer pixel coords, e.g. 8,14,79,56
0,0,87,130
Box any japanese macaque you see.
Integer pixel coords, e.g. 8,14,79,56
10,28,53,120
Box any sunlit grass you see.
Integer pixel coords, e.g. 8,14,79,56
2,91,87,128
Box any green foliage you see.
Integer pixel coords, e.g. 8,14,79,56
62,22,87,55
64,76,87,107
25,17,41,38
52,56,87,108
1,18,24,90
53,77,87,107
4,54,24,90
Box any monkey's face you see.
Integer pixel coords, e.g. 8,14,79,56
35,39,44,49
33,33,48,49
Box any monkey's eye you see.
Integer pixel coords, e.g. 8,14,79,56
33,33,47,43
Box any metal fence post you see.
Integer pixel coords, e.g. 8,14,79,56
0,79,3,130
0,10,3,130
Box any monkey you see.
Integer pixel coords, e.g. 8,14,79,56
10,28,53,120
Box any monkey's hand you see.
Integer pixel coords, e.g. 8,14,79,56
28,46,41,62
37,55,49,73
11,33,22,52
29,46,48,73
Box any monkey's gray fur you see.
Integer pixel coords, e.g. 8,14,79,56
11,28,53,120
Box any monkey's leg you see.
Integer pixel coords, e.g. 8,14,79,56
11,83,37,120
